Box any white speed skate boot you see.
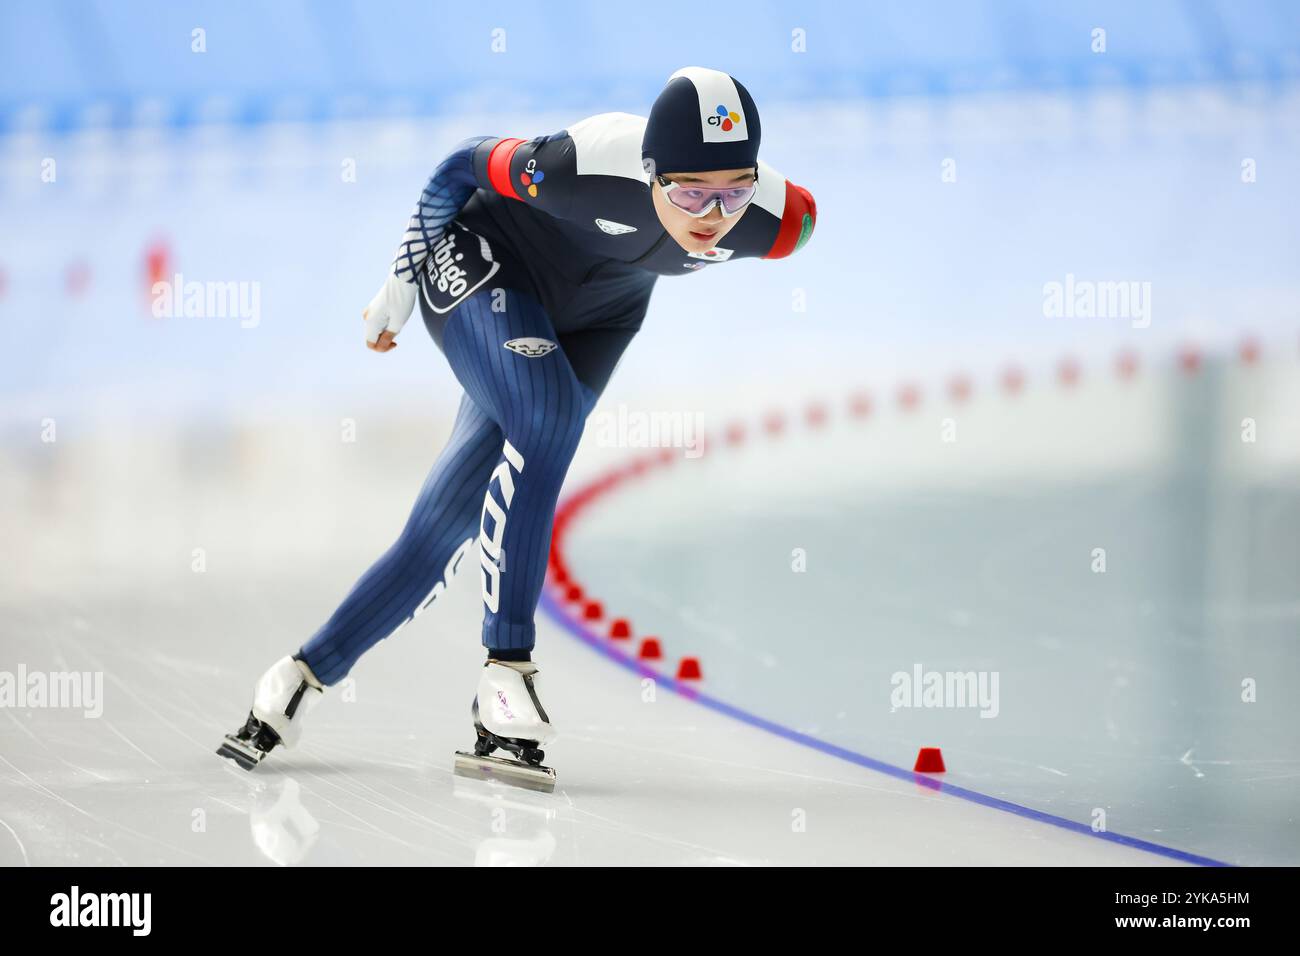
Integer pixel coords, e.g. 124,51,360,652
454,660,557,792
217,656,324,771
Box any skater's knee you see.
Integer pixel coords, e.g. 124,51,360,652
506,391,587,460
392,522,430,561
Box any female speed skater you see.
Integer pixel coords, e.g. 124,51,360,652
218,66,816,790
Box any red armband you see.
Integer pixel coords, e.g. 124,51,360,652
487,138,527,201
764,182,816,259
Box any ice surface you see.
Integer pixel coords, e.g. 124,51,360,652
0,564,1196,866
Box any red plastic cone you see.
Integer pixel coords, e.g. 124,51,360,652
914,747,946,773
676,657,702,680
582,600,603,620
145,238,170,291
609,618,631,640
638,638,662,660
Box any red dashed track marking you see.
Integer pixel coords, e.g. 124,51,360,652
546,340,1271,686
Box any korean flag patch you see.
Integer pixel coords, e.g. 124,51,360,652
686,247,733,261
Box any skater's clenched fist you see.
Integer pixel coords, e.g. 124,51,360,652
363,314,398,352
363,273,418,352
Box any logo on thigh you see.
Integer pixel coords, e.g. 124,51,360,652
503,337,557,358
480,440,526,613
420,222,501,315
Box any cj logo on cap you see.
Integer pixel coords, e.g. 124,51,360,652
707,104,741,132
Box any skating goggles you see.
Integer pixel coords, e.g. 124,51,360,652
655,173,757,217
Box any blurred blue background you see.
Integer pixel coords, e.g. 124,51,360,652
2,0,1299,426
4,0,1300,128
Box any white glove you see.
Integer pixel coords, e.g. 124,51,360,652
363,273,418,344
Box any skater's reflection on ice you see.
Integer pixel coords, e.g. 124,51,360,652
249,778,321,866
452,776,558,866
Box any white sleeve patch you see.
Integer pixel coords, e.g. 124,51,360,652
565,112,650,181
753,159,787,218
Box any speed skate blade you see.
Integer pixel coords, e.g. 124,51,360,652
454,751,556,793
216,736,264,772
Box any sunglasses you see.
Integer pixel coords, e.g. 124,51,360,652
655,173,758,217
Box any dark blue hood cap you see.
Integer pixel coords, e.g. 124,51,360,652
642,67,761,177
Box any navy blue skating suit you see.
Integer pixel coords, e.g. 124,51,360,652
299,112,816,684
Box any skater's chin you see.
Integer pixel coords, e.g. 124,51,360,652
678,231,720,252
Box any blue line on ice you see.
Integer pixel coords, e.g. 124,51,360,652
540,589,1230,867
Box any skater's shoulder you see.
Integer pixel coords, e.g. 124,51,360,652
752,158,817,260
563,112,648,182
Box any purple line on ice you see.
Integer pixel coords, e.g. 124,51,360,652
539,588,1231,868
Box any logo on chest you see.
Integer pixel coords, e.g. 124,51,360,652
595,218,638,235
686,247,733,262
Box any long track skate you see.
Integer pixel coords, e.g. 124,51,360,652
216,656,322,771
217,712,282,771
454,699,556,793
